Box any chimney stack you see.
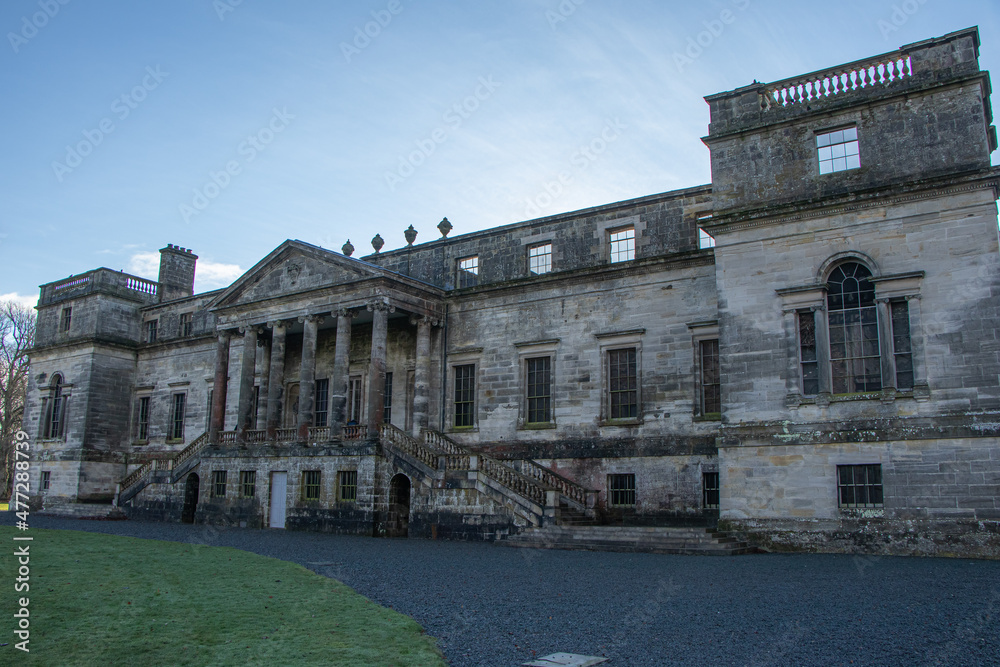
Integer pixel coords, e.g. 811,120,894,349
158,244,198,301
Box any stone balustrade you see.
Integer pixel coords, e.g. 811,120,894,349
761,54,912,111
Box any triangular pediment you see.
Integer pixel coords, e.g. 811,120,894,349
208,240,391,309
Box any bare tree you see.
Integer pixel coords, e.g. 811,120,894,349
0,301,35,501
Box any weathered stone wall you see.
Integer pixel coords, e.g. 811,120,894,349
367,186,712,289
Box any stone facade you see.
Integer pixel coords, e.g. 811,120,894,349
24,27,1000,556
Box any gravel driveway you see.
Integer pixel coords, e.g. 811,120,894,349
6,514,999,666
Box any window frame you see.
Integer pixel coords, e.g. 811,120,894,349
145,319,158,343
314,378,329,427
383,372,393,425
169,392,186,441
607,473,636,508
596,331,644,426
135,395,151,442
452,363,476,429
212,470,227,498
836,463,884,509
528,242,553,275
60,307,72,333
608,225,636,264
703,471,720,509
240,470,256,498
41,471,51,492
338,469,358,502
302,470,322,501
457,255,479,288
179,312,193,337
777,260,925,405
816,126,860,175
41,374,68,441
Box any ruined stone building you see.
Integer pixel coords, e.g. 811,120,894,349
26,28,1000,556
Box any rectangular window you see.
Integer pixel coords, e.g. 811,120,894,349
817,127,860,174
607,473,636,507
348,377,362,424
383,372,393,424
338,470,358,502
302,470,321,500
698,228,716,249
526,357,551,424
170,393,185,440
891,301,914,390
798,311,819,396
607,348,638,420
179,312,193,337
146,319,158,343
703,472,720,509
454,364,475,428
136,396,150,441
41,471,51,491
240,470,256,498
457,256,479,288
315,379,329,427
829,306,881,394
60,307,72,332
212,470,227,498
699,340,721,416
837,464,883,508
609,226,635,263
528,243,552,275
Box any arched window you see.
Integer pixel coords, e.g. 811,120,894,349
44,375,65,439
827,263,881,393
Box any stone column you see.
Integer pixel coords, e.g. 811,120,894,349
297,314,322,440
236,326,260,441
411,316,433,438
265,320,287,439
256,334,271,430
366,299,394,435
331,308,355,435
210,331,232,443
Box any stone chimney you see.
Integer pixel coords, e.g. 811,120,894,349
158,244,198,301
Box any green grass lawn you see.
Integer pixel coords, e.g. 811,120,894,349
0,526,446,666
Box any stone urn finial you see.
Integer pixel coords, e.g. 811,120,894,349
438,217,452,238
342,239,355,257
371,233,384,253
404,224,418,246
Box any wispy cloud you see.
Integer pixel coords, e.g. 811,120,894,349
126,251,242,293
0,292,38,310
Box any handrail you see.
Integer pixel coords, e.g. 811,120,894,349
119,431,209,500
342,424,368,440
380,423,438,469
511,459,589,506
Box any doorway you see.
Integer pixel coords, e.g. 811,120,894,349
387,474,411,537
181,473,199,524
269,471,287,529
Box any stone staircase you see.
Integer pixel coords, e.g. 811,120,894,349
116,431,212,505
38,502,126,520
500,524,756,556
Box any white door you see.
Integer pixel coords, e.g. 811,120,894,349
269,472,287,529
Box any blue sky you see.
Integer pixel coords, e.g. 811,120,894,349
2,0,998,306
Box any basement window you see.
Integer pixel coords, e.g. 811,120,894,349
607,473,636,507
302,470,321,501
240,470,256,498
703,472,720,509
817,127,860,174
837,464,883,508
338,470,358,502
212,470,227,498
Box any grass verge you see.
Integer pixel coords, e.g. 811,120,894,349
0,526,446,666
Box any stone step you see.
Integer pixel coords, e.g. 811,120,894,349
501,525,755,556
38,503,125,520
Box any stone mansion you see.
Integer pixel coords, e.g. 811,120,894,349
26,27,1000,556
